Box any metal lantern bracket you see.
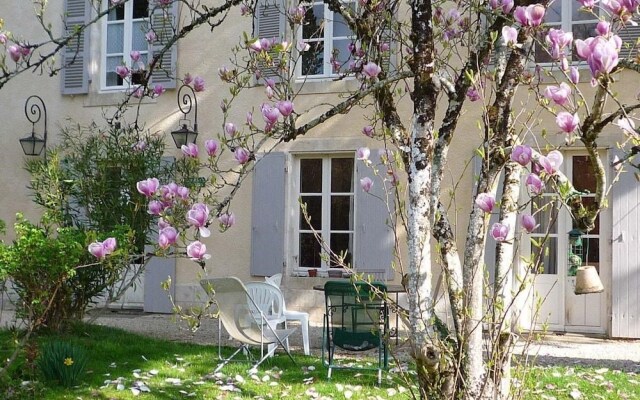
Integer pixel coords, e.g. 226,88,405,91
19,95,48,156
171,84,199,148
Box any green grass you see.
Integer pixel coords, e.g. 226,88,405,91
0,323,410,399
2,324,639,399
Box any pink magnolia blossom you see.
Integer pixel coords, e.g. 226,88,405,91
240,4,250,15
502,26,518,46
596,21,611,36
218,213,236,229
0,33,7,44
265,86,275,99
276,100,294,117
158,226,178,249
88,242,106,259
193,76,205,92
288,6,306,23
186,241,211,261
514,4,545,27
205,139,220,156
297,40,310,52
181,143,199,157
103,238,117,254
265,78,276,88
544,82,572,106
152,84,165,97
145,31,157,43
224,122,238,137
526,173,544,195
183,73,193,85
148,200,164,215
546,150,564,172
187,203,211,238
160,183,178,202
575,36,621,78
115,65,130,79
130,51,141,62
362,125,374,138
615,117,637,136
491,223,510,242
379,42,390,52
466,87,481,102
132,86,144,98
8,45,22,62
234,147,251,164
246,111,254,126
570,66,580,84
510,145,532,166
132,140,147,152
360,177,373,193
556,111,580,133
176,186,190,200
362,62,382,79
521,214,538,233
545,29,573,60
489,0,513,13
136,178,160,197
475,192,496,213
577,0,597,7
356,147,371,160
261,104,281,130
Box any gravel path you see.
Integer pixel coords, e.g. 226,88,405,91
3,309,640,372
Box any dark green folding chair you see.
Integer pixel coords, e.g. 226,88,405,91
322,280,389,384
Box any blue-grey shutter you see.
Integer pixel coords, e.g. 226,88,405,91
149,2,178,89
250,152,286,276
61,0,90,94
253,0,285,82
611,153,640,338
143,245,176,313
354,154,395,280
619,21,640,60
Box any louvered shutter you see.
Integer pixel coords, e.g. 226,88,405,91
61,0,90,94
250,152,287,276
354,153,395,280
618,21,640,60
149,2,178,89
254,0,285,82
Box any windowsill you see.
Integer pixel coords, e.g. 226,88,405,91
291,268,350,278
82,85,159,107
292,77,361,95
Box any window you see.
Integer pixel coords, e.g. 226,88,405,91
535,0,599,63
296,156,355,271
297,1,356,78
103,0,149,89
530,192,560,274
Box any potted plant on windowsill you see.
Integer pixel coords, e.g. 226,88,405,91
308,269,318,277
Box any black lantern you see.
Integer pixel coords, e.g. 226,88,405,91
171,84,198,148
19,95,47,156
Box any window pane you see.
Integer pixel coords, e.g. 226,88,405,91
584,237,600,270
332,12,353,37
544,1,562,23
300,195,322,230
331,195,353,230
572,1,597,21
108,4,125,21
531,197,559,234
300,159,322,193
331,158,353,192
133,0,149,19
572,23,597,60
106,56,124,86
330,233,352,267
107,23,125,53
332,39,352,73
299,233,322,268
533,237,558,275
303,5,325,39
302,42,324,75
132,21,148,51
572,156,597,193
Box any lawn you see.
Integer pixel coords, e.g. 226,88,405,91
1,323,639,399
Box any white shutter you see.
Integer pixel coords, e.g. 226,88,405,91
149,2,178,89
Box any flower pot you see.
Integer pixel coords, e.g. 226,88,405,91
574,265,604,295
308,269,318,277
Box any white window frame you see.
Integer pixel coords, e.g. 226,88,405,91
101,0,149,91
295,0,357,80
292,154,356,275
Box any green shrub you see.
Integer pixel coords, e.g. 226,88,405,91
37,341,88,388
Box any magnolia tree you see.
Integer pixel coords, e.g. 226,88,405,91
2,0,640,399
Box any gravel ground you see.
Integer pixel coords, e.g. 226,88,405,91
3,308,640,372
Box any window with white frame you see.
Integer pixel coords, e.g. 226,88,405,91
103,0,149,89
297,1,356,78
296,156,355,271
535,0,599,63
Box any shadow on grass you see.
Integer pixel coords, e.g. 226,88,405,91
1,322,408,400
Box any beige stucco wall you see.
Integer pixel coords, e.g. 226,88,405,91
0,2,636,327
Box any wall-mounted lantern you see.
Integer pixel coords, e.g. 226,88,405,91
19,95,47,156
171,84,198,148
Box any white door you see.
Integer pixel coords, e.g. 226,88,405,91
529,153,608,334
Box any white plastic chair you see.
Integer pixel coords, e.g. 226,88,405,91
200,277,296,373
265,274,311,356
245,281,289,354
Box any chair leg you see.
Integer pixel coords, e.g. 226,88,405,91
300,315,310,355
214,345,247,373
